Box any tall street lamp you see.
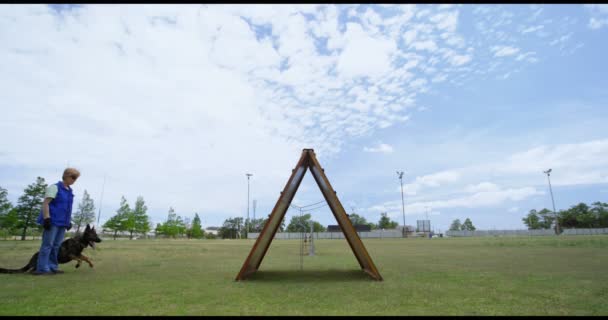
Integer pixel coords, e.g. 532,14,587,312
246,173,253,233
397,171,406,238
543,169,560,234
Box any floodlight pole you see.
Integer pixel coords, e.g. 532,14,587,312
397,171,406,238
543,169,560,234
96,175,106,228
246,173,253,234
425,206,430,234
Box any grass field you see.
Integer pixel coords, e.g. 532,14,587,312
1,235,607,315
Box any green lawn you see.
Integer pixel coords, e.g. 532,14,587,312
1,235,607,315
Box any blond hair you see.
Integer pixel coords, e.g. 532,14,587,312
63,167,81,180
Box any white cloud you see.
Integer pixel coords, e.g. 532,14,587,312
363,143,394,154
372,139,608,217
515,51,538,63
449,54,472,66
508,206,519,213
491,45,520,57
521,25,544,34
495,139,608,184
429,11,459,33
410,39,438,52
433,186,543,209
336,22,397,79
549,32,572,48
402,29,417,45
465,182,500,193
369,185,542,216
431,74,447,83
585,4,608,29
403,170,461,195
1,4,598,228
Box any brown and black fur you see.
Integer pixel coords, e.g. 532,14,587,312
0,224,102,274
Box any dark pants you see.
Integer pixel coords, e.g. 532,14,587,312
37,225,66,272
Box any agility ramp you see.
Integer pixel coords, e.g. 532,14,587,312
235,148,383,281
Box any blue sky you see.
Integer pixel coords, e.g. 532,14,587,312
1,4,607,232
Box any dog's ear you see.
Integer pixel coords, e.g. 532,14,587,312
86,224,90,231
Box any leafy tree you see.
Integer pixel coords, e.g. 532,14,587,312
522,209,541,229
0,186,12,213
287,213,326,232
218,216,243,239
312,221,326,232
248,218,266,232
378,212,398,229
103,196,131,239
16,177,47,240
103,214,123,240
525,202,608,231
0,186,14,229
348,213,377,230
348,213,367,225
189,213,204,239
591,201,608,227
537,208,555,229
130,196,150,239
1,208,19,236
247,216,286,233
558,203,586,228
461,218,476,231
449,219,462,231
184,217,193,238
157,207,187,238
72,190,96,233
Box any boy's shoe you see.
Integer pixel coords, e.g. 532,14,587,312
51,269,64,274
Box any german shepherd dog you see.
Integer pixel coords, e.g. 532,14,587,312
0,224,102,274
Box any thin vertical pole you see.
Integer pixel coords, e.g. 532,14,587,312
398,171,406,237
246,173,253,233
546,173,559,234
96,175,106,227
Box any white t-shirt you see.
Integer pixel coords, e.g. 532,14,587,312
45,184,58,199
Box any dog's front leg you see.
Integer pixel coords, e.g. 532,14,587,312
68,254,83,268
79,254,94,268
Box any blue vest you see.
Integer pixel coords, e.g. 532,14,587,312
37,181,74,227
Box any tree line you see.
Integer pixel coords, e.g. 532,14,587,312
102,200,210,240
522,201,608,232
0,178,99,240
0,178,209,240
216,211,401,239
449,218,476,231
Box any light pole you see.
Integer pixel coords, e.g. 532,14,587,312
425,206,430,233
246,173,253,233
96,175,106,228
397,171,406,238
543,169,560,234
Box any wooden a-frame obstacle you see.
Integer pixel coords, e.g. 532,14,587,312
235,148,383,281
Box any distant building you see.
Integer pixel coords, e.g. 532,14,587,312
205,227,219,235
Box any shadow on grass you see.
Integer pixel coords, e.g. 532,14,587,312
245,269,375,282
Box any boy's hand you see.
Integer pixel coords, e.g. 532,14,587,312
43,218,52,230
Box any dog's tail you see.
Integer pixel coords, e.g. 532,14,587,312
0,263,31,274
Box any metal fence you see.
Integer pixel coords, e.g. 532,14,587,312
446,228,608,237
247,230,404,239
